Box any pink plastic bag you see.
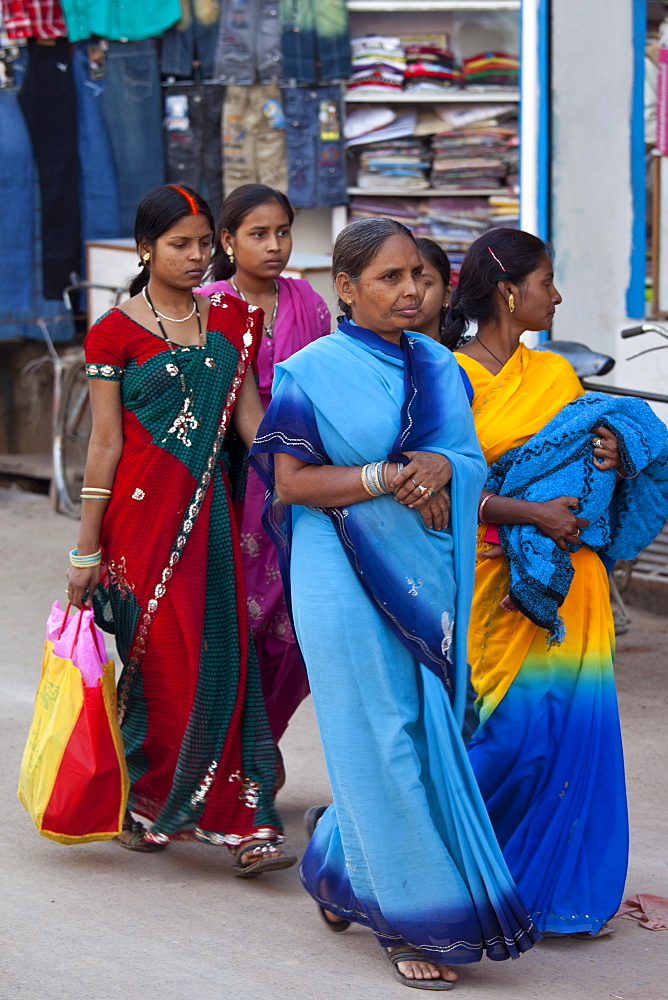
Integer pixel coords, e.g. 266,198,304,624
48,601,106,687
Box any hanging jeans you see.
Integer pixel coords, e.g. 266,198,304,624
279,0,350,83
0,47,73,338
71,41,122,244
18,38,81,300
164,82,226,219
98,40,165,236
213,0,282,84
283,85,347,207
161,0,221,80
222,83,287,193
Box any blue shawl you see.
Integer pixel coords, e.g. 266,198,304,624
486,391,668,642
250,320,486,722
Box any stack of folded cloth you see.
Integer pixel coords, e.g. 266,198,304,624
349,35,406,93
403,45,461,91
419,197,495,272
429,104,519,191
462,51,519,88
356,138,430,190
349,196,421,229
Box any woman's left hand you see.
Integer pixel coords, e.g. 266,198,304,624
591,425,621,471
389,451,453,507
417,489,451,531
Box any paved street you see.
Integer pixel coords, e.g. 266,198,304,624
1,489,667,1000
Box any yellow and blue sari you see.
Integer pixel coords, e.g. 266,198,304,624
456,344,630,935
251,322,541,965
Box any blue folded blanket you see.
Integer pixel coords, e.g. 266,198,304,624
486,392,668,643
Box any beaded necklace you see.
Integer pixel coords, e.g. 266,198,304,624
144,286,204,394
231,278,279,338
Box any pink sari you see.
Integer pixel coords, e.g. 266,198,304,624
198,276,331,740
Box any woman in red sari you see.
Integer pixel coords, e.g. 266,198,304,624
66,185,296,874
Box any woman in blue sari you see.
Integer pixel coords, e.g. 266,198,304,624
250,219,541,989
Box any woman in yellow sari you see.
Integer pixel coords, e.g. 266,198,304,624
448,228,628,938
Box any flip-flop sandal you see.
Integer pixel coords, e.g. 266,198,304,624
304,806,351,933
385,948,456,991
118,820,167,853
232,841,298,878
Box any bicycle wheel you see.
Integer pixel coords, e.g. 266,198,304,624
53,360,91,518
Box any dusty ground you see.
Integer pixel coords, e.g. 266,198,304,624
1,489,666,1000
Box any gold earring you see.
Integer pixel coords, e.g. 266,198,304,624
139,252,150,267
508,292,515,313
346,299,353,306
226,247,235,264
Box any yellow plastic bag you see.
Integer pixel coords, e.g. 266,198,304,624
18,603,129,844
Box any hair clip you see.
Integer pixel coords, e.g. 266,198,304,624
487,247,506,272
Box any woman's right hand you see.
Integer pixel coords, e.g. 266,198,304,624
66,564,100,609
530,496,589,551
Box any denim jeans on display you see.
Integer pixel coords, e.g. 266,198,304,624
283,85,347,207
0,48,73,338
99,40,165,236
213,0,282,84
164,82,225,219
279,0,350,83
222,83,287,192
161,0,221,80
18,38,81,299
72,42,122,244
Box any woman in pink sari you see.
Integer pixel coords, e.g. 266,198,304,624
199,185,330,773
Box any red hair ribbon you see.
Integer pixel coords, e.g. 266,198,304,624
487,246,506,272
171,185,199,216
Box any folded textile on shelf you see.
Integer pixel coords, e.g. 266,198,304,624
462,51,519,88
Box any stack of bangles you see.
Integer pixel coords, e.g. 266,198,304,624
478,493,497,524
360,461,404,497
69,548,102,568
81,486,112,501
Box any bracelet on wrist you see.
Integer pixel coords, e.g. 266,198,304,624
69,547,102,568
478,493,497,524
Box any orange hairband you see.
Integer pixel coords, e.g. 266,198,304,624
171,185,199,216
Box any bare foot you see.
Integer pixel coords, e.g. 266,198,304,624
323,910,347,926
387,948,458,984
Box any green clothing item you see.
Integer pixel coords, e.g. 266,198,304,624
62,0,181,43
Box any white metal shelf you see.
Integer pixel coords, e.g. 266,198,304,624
347,1,520,10
345,90,519,103
347,187,514,197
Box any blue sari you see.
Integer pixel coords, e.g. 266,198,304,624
251,323,541,964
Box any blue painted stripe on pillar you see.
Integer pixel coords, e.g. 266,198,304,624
627,0,646,318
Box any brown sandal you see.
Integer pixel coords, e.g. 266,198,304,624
231,839,297,878
118,815,167,853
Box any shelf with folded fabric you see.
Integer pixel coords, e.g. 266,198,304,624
345,90,519,103
347,1,520,11
346,186,508,196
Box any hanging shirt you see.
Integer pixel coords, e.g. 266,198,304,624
60,0,181,43
2,0,67,39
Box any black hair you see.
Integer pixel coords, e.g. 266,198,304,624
414,238,453,348
209,184,295,282
129,185,215,296
442,228,551,345
332,217,417,318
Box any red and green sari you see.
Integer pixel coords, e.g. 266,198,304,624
84,294,282,846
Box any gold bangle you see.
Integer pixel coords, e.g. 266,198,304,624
81,487,112,495
360,465,375,496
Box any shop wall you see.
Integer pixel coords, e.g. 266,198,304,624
550,0,668,420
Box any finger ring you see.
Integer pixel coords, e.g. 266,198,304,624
427,490,436,498
594,437,603,448
573,527,580,537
